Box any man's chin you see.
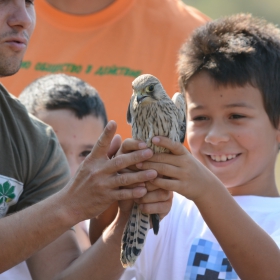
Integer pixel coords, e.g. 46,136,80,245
0,64,21,78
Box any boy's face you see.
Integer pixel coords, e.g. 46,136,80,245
185,71,280,196
37,109,104,177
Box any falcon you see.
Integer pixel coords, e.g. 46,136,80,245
121,74,186,267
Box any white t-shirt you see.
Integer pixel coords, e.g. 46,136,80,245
0,262,31,280
0,220,91,279
120,192,280,280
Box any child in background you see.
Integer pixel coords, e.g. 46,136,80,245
18,73,118,251
121,13,280,280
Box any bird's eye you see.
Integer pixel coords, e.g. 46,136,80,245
146,85,154,93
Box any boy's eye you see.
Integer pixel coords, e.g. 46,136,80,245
230,114,245,119
26,0,34,6
80,150,91,158
193,116,208,121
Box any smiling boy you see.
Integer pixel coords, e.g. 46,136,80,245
186,72,278,197
120,14,280,280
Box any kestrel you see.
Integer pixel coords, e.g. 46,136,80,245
121,74,186,267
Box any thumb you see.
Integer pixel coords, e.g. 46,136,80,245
107,134,122,159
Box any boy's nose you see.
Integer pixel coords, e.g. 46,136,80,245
7,1,34,30
66,156,80,178
204,122,230,145
69,162,80,178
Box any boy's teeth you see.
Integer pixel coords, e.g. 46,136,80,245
210,154,236,162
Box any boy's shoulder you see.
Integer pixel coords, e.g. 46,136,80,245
234,195,280,212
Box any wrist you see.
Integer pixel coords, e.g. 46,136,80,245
110,209,130,231
192,171,224,203
193,175,229,210
102,210,128,248
51,186,86,228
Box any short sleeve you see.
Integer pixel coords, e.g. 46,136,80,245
7,118,70,214
271,229,280,249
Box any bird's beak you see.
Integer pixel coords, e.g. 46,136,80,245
137,93,148,104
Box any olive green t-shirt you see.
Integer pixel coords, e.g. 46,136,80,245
0,84,70,217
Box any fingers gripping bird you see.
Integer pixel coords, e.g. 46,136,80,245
121,74,186,267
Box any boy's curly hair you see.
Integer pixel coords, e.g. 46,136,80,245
178,13,280,128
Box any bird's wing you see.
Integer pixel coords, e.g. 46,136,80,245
127,95,133,124
172,92,186,143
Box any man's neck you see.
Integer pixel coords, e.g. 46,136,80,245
45,0,116,15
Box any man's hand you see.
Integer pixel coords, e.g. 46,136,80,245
61,121,157,224
89,137,153,244
116,138,174,226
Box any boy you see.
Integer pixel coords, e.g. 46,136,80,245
18,73,109,252
121,14,280,279
18,73,142,250
19,74,108,183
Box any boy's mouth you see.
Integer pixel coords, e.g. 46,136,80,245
208,154,240,162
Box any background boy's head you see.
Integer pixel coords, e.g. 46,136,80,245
178,13,280,129
19,74,107,176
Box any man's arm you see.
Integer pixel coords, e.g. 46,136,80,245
0,193,79,273
0,121,157,272
26,207,131,280
27,188,172,280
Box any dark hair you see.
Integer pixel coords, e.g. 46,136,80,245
19,74,107,127
178,13,280,129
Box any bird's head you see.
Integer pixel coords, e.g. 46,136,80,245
132,74,167,106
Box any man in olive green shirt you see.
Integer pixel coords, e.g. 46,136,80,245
0,1,171,278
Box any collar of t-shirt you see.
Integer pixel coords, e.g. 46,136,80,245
37,0,136,30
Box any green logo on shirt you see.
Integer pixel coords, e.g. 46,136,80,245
0,181,16,205
20,61,142,77
0,175,23,217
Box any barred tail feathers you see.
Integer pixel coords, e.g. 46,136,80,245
120,203,150,267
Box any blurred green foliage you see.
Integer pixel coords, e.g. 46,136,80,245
183,0,280,26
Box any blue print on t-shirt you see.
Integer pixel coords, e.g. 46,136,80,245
185,238,239,280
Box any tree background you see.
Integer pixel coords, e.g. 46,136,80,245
183,0,280,26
